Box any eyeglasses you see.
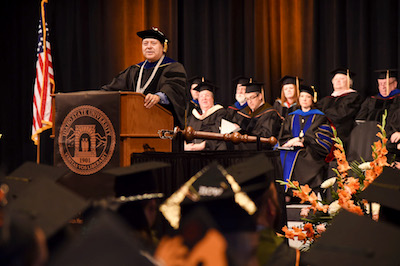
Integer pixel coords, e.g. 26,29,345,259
245,94,260,101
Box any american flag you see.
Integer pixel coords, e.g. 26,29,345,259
32,0,55,145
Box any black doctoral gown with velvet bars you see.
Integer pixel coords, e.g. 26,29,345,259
101,56,187,128
187,104,227,151
278,109,334,192
316,91,363,148
232,103,283,150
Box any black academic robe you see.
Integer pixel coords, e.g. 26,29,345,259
316,92,363,148
187,105,227,150
101,56,187,128
185,99,200,126
356,90,400,124
232,103,282,150
273,100,298,120
225,101,248,122
386,107,400,156
279,109,334,191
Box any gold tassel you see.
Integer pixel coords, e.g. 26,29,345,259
311,85,317,103
163,40,168,53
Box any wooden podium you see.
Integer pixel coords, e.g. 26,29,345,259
119,92,173,166
54,91,173,175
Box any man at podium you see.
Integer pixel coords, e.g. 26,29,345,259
101,27,187,127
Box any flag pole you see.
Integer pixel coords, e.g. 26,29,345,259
37,135,41,164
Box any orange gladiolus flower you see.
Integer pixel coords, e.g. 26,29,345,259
345,177,360,194
304,223,315,238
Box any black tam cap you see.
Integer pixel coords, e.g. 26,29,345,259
137,27,168,44
330,67,356,77
374,69,398,79
233,75,251,85
302,211,400,265
243,82,263,93
193,81,218,95
279,75,303,85
300,84,318,101
103,161,170,198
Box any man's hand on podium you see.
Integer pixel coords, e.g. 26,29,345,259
144,93,161,109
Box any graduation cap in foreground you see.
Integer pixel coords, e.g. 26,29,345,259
301,210,400,266
6,178,89,239
226,154,274,189
243,82,264,93
159,163,257,230
330,67,356,78
374,69,398,79
359,167,400,224
103,161,170,198
48,210,155,266
1,162,69,203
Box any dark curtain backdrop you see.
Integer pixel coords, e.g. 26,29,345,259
1,0,399,174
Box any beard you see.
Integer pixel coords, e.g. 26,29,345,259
235,94,246,105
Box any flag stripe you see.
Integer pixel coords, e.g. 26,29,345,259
32,0,54,145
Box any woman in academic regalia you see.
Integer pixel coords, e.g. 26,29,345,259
278,85,334,195
273,76,301,119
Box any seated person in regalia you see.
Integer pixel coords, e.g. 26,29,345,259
232,82,282,150
184,82,227,151
278,85,334,198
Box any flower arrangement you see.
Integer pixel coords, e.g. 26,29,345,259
278,111,390,250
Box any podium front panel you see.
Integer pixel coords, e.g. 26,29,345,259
54,91,121,176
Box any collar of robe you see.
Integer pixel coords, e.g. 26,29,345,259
331,88,356,97
192,104,224,120
136,54,165,94
289,108,324,116
378,88,400,99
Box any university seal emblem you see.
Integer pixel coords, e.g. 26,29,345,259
58,105,116,175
